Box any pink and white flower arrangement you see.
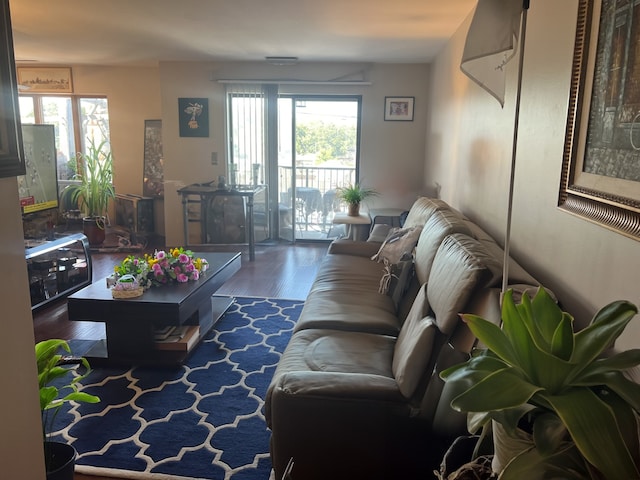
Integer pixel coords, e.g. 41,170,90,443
113,247,208,289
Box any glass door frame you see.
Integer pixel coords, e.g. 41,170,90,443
275,94,362,243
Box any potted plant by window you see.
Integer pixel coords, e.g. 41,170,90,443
64,138,115,245
440,287,640,480
336,183,378,216
36,339,100,480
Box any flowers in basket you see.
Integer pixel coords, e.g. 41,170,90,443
112,248,209,293
144,248,209,286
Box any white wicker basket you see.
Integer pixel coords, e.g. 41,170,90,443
111,274,144,299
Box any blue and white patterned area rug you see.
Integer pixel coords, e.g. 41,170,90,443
50,297,304,480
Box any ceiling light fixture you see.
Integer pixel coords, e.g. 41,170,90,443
265,56,298,66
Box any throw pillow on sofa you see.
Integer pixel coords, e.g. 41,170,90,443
371,226,422,302
371,226,423,264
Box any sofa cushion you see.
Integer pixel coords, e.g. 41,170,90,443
392,234,500,400
403,197,449,229
391,284,439,399
266,328,398,420
309,254,394,295
414,209,474,286
427,234,501,335
295,290,401,335
328,239,382,258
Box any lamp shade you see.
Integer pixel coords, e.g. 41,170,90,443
461,0,524,107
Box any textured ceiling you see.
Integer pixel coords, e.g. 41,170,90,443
9,0,476,66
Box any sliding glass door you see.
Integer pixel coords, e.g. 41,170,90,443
226,86,361,243
277,96,361,241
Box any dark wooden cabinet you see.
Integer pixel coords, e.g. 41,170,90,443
0,0,25,178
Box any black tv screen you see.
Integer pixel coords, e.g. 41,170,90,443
17,124,59,215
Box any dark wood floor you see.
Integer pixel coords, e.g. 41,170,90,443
31,241,327,480
33,241,328,344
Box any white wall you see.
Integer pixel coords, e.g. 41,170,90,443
0,177,46,478
428,0,640,349
158,61,430,245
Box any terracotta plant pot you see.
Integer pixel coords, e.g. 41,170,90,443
82,216,106,246
347,203,360,216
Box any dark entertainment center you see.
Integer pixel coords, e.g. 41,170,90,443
25,233,92,310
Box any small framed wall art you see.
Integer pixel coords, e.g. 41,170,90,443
384,96,414,121
178,97,209,137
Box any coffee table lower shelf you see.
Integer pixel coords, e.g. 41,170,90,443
83,295,234,366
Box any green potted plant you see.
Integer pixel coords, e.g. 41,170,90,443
440,287,640,480
36,339,100,479
336,183,378,216
64,138,115,245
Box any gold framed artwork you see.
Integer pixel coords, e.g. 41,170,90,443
560,0,640,240
17,66,73,93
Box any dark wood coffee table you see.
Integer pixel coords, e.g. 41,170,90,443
67,252,241,365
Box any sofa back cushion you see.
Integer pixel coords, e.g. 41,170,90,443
427,233,501,335
402,197,449,229
392,234,500,399
391,283,436,399
414,209,473,285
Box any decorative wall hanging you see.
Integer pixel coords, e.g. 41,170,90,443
384,96,414,121
178,97,209,137
17,66,73,93
143,119,164,197
561,0,640,240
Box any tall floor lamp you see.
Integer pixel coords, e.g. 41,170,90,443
460,0,530,296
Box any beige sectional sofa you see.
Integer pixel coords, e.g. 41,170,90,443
265,197,544,480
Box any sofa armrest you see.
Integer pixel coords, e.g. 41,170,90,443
327,239,381,257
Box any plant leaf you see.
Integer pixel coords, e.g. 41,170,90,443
530,287,567,349
39,386,58,411
501,290,539,376
546,388,640,479
461,313,520,367
571,301,637,375
550,313,574,361
575,370,640,413
532,412,567,455
450,368,541,413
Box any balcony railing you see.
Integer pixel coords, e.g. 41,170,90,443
278,165,356,239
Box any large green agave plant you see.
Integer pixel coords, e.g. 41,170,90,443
441,287,640,479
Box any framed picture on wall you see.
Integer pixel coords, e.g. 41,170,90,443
178,97,209,137
17,67,73,93
560,0,640,240
384,96,414,121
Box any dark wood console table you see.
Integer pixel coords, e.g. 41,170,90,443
67,252,241,365
177,184,267,261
